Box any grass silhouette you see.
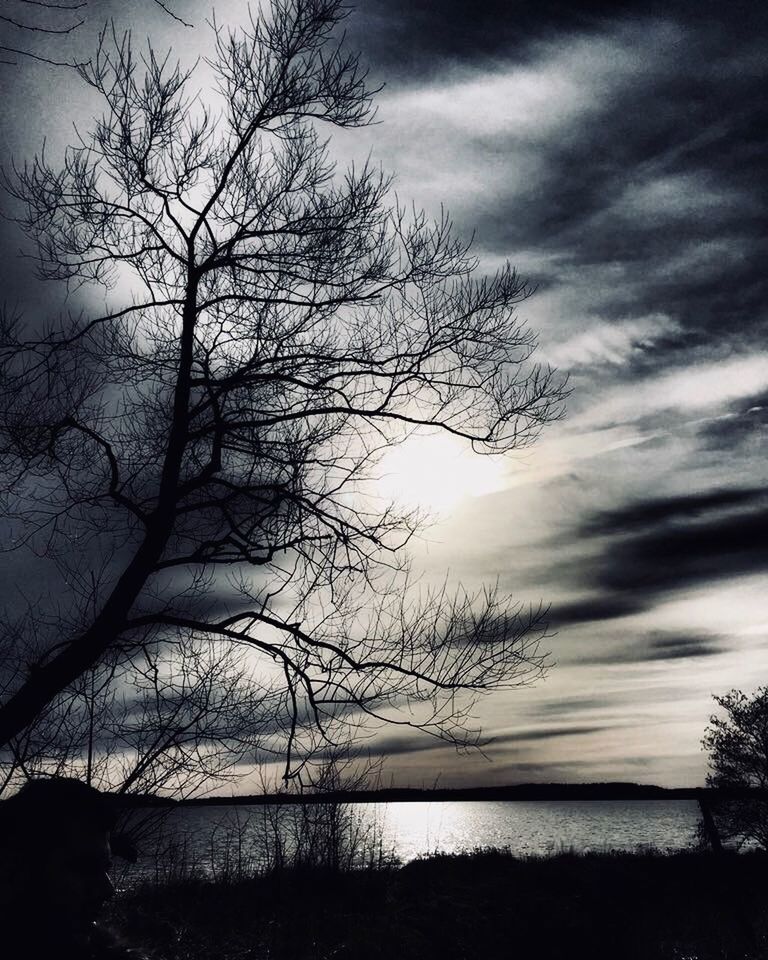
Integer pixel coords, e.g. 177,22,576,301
106,847,768,959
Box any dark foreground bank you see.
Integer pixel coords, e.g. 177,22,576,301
106,848,768,960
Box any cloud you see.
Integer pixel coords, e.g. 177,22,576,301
322,724,610,764
543,314,680,371
696,392,768,452
549,487,768,627
352,0,768,79
582,486,768,537
502,756,652,778
579,631,724,665
383,23,668,140
316,734,450,761
493,725,606,743
348,2,768,396
366,19,688,227
551,596,645,626
573,355,768,432
340,725,611,770
530,695,619,717
595,503,768,595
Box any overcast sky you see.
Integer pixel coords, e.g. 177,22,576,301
2,0,767,788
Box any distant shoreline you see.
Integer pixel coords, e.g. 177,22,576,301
168,782,768,806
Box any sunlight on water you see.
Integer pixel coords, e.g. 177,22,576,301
374,800,701,861
119,799,703,887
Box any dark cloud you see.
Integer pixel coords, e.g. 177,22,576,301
645,633,722,661
583,486,768,537
315,734,448,761
500,75,766,370
352,0,768,77
355,2,768,379
497,725,605,743
497,755,653,782
550,487,768,626
580,631,724,665
316,725,609,765
552,595,646,626
595,502,768,596
531,696,614,717
697,393,768,452
366,726,604,761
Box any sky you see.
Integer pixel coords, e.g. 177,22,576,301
1,0,767,788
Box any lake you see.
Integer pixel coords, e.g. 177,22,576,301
362,799,701,860
120,799,703,883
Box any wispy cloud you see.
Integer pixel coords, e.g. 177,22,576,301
543,314,680,370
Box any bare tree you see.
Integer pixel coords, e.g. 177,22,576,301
0,0,563,784
702,688,768,849
0,0,87,67
1,635,284,798
0,0,192,68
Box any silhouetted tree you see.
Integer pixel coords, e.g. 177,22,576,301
2,637,283,798
0,0,192,68
703,687,768,849
0,0,563,783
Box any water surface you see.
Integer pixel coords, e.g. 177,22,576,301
120,799,701,884
375,799,700,860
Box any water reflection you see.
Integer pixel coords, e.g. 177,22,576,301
118,799,702,886
376,800,701,861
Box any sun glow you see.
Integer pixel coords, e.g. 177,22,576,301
377,434,509,515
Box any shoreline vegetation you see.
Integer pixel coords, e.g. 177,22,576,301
104,786,768,956
110,847,768,959
107,786,768,956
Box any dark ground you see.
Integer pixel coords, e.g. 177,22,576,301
107,849,768,960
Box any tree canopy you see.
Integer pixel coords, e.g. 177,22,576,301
703,687,768,849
